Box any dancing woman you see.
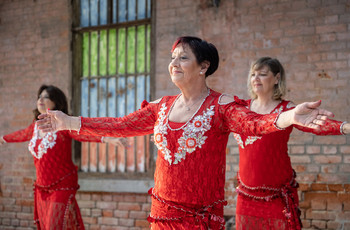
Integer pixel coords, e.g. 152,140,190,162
0,85,126,229
37,37,334,229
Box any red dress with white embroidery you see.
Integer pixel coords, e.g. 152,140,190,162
233,100,344,230
79,89,286,229
3,122,103,230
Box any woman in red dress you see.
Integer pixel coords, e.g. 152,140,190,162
37,37,334,229
0,85,126,230
233,57,350,230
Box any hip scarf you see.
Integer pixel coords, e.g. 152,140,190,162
148,188,227,229
236,171,302,230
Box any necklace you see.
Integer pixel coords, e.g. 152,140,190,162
182,88,210,111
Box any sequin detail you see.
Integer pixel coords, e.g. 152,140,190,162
233,134,262,149
28,124,57,159
154,103,215,165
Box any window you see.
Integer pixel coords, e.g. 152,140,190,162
72,0,153,176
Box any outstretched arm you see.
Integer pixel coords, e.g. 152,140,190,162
1,122,35,144
276,100,334,129
36,104,157,137
221,96,334,136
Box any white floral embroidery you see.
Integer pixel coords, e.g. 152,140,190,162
245,136,262,145
233,133,262,148
28,124,57,159
153,103,215,165
233,133,244,148
154,104,172,164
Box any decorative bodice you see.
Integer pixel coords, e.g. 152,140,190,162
234,99,343,188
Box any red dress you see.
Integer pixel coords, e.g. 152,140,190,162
79,89,284,229
233,100,344,230
3,122,103,230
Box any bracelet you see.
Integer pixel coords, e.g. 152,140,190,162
340,121,348,135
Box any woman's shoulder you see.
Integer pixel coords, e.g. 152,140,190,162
281,100,295,109
213,91,248,107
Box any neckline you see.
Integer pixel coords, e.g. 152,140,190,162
167,89,211,131
249,99,283,114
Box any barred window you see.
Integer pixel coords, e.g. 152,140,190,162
72,0,153,176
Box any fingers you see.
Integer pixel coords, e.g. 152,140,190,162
306,100,321,109
38,113,49,120
318,109,334,118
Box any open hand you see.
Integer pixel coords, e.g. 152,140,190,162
292,100,334,129
0,136,6,145
36,110,71,133
103,137,130,148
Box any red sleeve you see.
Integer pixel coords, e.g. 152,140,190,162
219,100,281,136
281,101,343,135
66,130,103,142
294,119,343,135
3,122,35,143
79,102,158,137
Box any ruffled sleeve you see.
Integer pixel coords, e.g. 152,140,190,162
3,122,35,143
219,100,281,136
79,102,158,137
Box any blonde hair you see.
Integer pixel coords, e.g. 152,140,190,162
247,57,286,100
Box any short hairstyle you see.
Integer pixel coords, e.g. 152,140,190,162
33,85,68,120
247,57,286,100
171,36,219,78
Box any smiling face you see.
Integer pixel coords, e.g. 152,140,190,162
168,43,203,86
250,65,279,97
37,90,55,114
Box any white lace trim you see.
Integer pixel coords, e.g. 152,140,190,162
153,102,215,165
28,123,57,159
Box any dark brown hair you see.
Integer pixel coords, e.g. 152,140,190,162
33,85,68,120
171,36,219,78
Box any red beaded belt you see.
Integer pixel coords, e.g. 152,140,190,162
236,171,302,230
148,188,227,229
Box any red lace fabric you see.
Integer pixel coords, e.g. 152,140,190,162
233,100,343,230
79,90,283,229
3,122,103,230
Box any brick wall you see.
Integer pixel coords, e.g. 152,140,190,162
0,0,349,229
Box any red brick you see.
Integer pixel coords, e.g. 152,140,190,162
322,146,337,154
326,198,342,211
290,155,311,163
340,146,350,154
311,199,326,210
306,146,321,154
311,220,326,229
314,156,342,164
114,210,129,219
326,221,342,229
118,202,141,211
310,184,328,191
96,201,117,210
102,210,113,217
306,210,336,220
290,145,305,154
328,184,344,192
98,217,119,225
129,211,147,219
135,219,150,227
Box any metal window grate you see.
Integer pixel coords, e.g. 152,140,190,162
73,0,152,173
